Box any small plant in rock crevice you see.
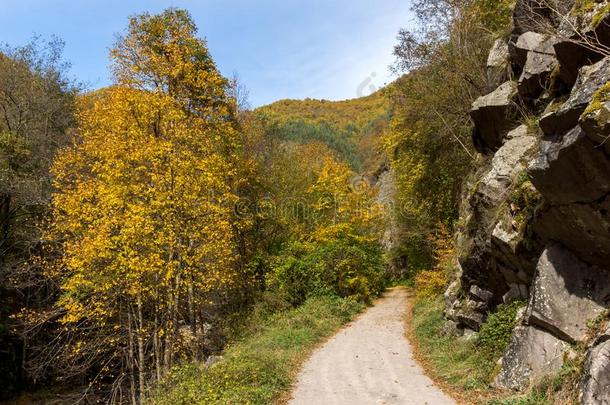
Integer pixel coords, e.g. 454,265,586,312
477,300,526,359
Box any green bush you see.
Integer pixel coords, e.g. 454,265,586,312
267,238,385,305
477,300,526,358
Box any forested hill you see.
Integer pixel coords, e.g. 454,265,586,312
253,90,391,173
257,91,389,129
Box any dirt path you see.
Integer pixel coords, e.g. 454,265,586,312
289,288,455,405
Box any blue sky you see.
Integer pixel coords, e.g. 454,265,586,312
1,0,413,107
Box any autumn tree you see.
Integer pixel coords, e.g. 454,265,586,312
44,9,241,403
0,37,77,398
384,0,514,274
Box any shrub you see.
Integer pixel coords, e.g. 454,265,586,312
413,225,454,299
267,238,385,305
414,270,448,299
477,300,526,358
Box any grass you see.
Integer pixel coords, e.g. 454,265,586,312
407,292,582,404
148,295,365,405
408,296,496,398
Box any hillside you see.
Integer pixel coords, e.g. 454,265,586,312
254,90,391,174
256,91,390,130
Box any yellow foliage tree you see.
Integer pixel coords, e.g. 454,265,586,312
47,9,241,402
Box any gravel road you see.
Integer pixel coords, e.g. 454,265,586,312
289,288,456,405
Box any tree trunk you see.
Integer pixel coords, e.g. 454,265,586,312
0,194,11,251
153,279,161,382
127,310,137,405
136,294,145,402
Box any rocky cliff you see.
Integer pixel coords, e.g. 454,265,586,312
443,0,610,402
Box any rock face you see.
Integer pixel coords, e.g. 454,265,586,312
494,325,568,390
533,196,610,266
539,57,610,136
527,244,610,342
471,81,519,153
446,127,540,330
444,0,610,395
528,125,610,205
553,2,609,87
487,39,511,89
581,329,610,405
517,34,558,99
477,127,538,203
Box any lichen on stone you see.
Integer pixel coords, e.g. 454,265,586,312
582,81,610,117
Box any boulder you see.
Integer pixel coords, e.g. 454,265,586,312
440,320,460,337
518,35,559,99
510,0,574,75
444,278,461,309
477,126,538,204
580,99,610,155
204,355,224,367
491,220,537,283
446,297,487,331
527,243,610,342
503,283,529,303
580,334,610,405
513,32,548,67
494,325,568,390
539,56,610,136
487,38,511,89
460,328,478,341
528,126,610,205
534,194,610,266
469,285,494,303
471,81,519,153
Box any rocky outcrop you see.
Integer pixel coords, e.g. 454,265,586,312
539,57,610,136
517,33,558,99
533,196,610,266
529,126,610,204
494,325,569,390
511,0,574,45
529,59,610,267
581,327,610,405
487,39,511,89
458,126,537,292
553,2,609,87
477,126,538,202
444,0,610,395
446,127,539,330
471,81,519,153
527,244,610,343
